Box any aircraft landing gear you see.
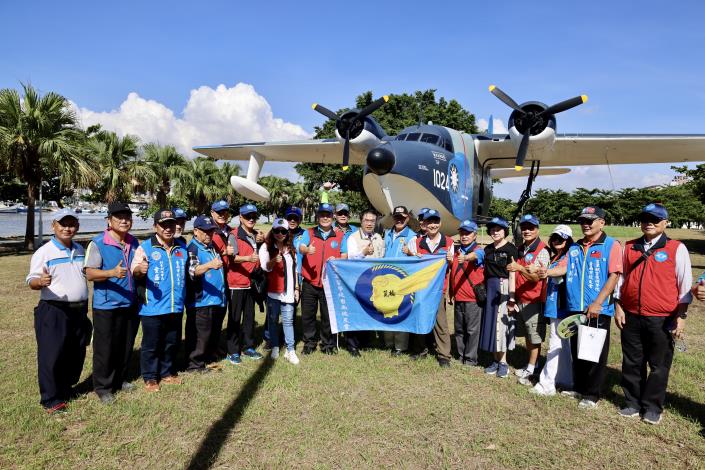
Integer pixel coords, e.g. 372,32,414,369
511,160,540,245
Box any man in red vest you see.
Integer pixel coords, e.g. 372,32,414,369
615,203,692,425
507,214,550,383
408,209,454,367
298,203,346,355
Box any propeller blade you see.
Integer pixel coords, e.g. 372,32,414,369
488,85,524,113
342,129,350,170
515,130,531,171
357,95,389,118
311,103,339,121
541,95,588,115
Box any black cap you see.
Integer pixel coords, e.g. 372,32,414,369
108,201,132,216
154,209,176,224
578,206,607,220
393,205,409,216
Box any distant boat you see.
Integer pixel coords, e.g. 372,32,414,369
74,208,83,214
0,206,18,213
16,204,28,213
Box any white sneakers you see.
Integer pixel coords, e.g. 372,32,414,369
515,368,532,379
284,349,300,365
531,383,556,396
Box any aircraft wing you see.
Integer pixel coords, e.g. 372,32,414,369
193,139,366,165
490,167,570,179
476,134,705,168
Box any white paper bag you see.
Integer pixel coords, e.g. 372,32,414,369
577,323,606,363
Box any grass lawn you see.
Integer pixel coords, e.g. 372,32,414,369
1,227,705,469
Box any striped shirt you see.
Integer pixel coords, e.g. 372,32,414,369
26,237,88,302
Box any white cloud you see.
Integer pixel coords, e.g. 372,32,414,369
70,83,311,179
476,117,508,135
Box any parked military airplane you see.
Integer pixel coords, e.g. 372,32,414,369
193,86,705,234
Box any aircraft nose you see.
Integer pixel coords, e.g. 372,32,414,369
366,145,395,176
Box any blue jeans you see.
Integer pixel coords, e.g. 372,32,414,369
266,297,295,351
140,313,182,381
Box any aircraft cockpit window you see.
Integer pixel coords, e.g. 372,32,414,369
406,133,421,141
442,139,454,153
396,134,407,141
419,134,439,145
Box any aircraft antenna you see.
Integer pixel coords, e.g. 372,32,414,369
603,148,617,191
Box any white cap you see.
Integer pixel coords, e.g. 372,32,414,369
550,224,572,240
51,208,78,223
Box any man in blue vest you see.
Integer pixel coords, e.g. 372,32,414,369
383,205,416,355
173,207,189,247
185,215,226,373
131,209,189,392
554,206,623,409
84,202,140,404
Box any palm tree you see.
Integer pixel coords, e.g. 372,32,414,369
0,84,96,249
142,143,190,208
176,157,223,214
87,130,152,203
220,161,244,208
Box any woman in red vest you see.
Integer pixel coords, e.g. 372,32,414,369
259,218,300,365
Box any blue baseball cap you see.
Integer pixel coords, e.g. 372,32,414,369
417,208,430,220
487,216,509,229
519,214,539,227
193,215,218,231
640,203,668,220
240,204,258,216
52,208,78,223
317,203,334,214
458,219,478,232
272,218,288,230
172,208,187,220
211,200,230,212
424,209,440,221
335,203,350,213
285,206,302,219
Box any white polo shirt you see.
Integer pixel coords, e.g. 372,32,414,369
26,237,88,302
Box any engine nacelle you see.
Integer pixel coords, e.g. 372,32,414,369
507,101,557,154
334,115,386,153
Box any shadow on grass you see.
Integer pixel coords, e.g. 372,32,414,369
185,357,274,470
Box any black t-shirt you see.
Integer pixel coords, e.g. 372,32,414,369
484,242,519,279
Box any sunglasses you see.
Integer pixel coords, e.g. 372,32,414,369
640,216,663,225
241,214,258,221
286,216,300,222
273,228,288,235
549,235,566,243
577,218,597,226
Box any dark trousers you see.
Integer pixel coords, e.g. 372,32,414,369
454,301,482,365
140,313,182,382
34,300,91,408
185,305,226,370
621,312,675,414
569,313,611,402
301,280,335,349
92,306,139,396
227,287,256,354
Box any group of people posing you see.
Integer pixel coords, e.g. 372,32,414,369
27,198,701,426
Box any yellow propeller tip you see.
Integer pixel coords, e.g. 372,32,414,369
581,95,588,103
342,166,350,171
489,85,496,92
311,103,318,109
514,165,523,172
383,95,389,102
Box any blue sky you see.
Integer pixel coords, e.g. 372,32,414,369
1,0,704,198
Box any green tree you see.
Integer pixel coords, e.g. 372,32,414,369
175,157,223,214
295,89,478,211
0,84,96,249
257,175,295,220
87,130,152,203
489,197,516,221
142,143,190,208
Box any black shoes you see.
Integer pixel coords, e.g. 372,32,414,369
99,393,116,405
302,345,316,355
348,348,361,358
438,358,451,368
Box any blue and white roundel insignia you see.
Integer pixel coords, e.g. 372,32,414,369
151,251,161,261
570,250,579,257
654,251,668,262
331,241,338,249
449,163,459,193
525,253,534,262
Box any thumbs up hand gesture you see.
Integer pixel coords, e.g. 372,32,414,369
40,266,52,287
112,260,127,279
446,249,454,262
137,255,149,275
363,242,374,256
210,257,223,270
506,256,521,272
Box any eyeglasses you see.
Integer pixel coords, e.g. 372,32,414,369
577,218,597,226
318,213,333,218
273,229,288,235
